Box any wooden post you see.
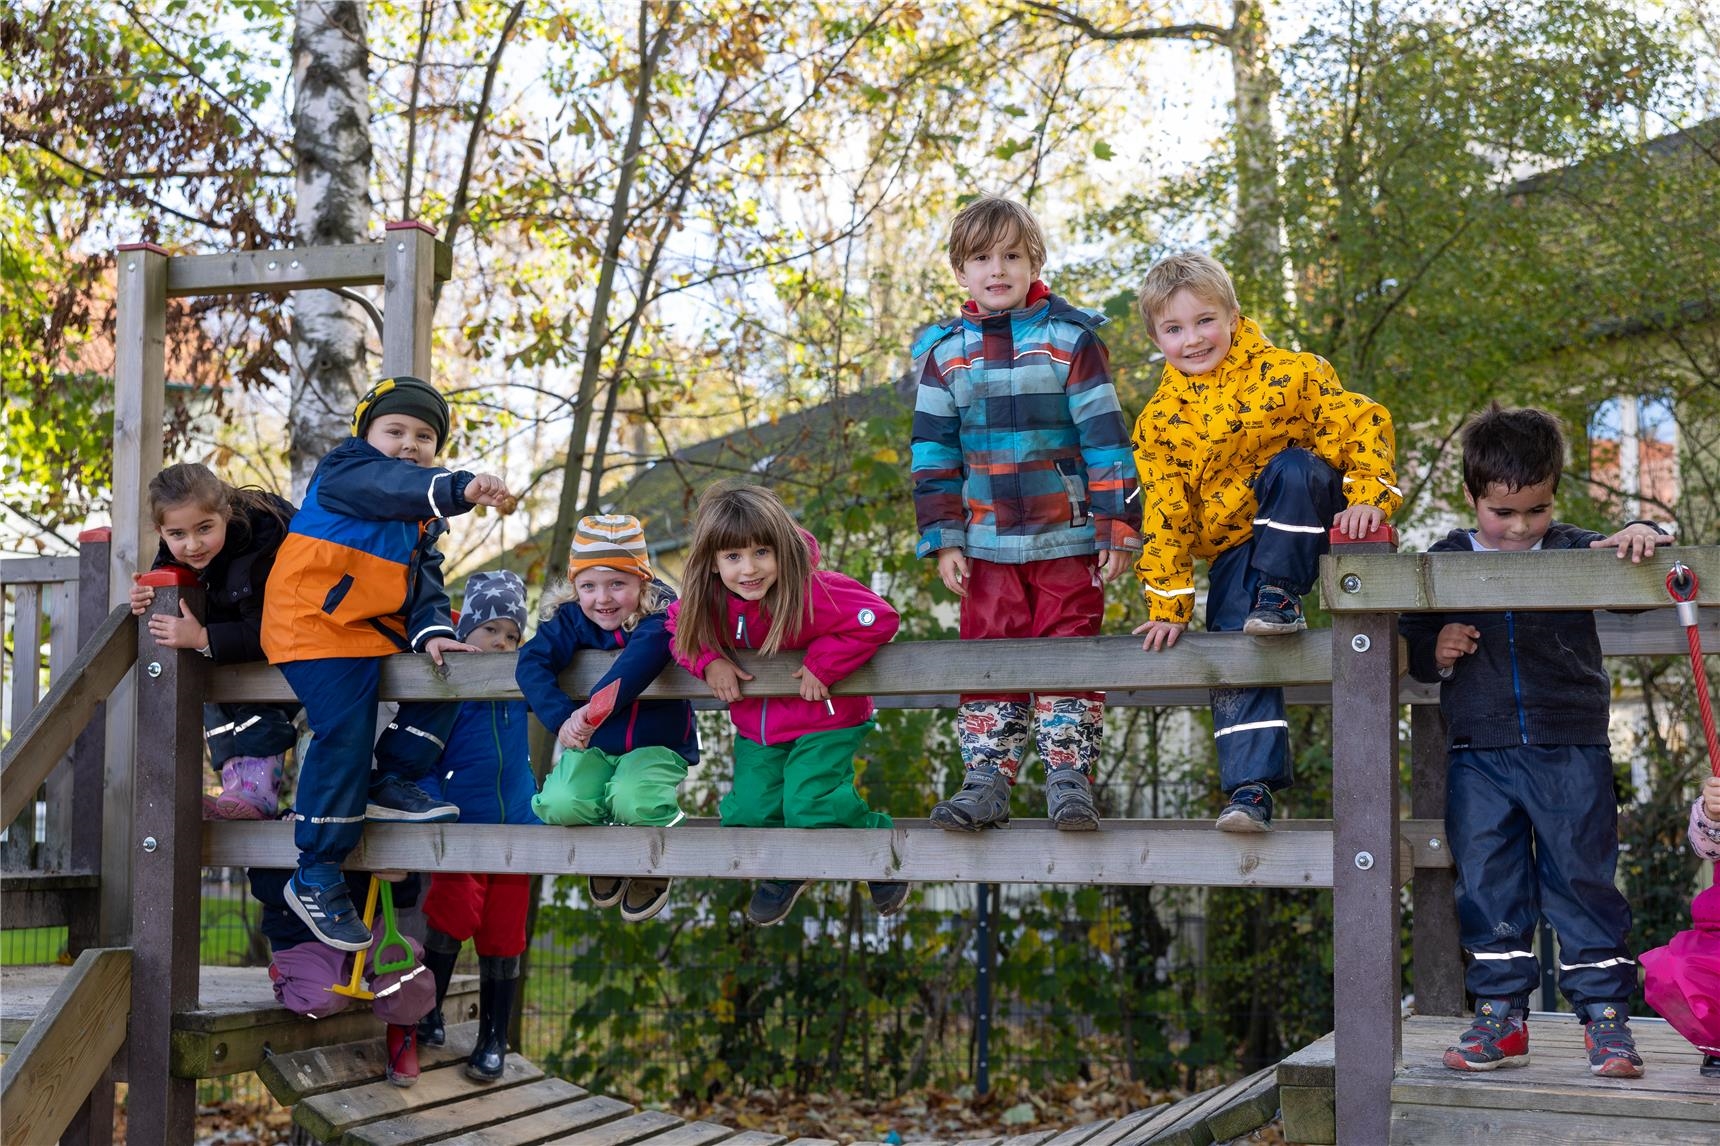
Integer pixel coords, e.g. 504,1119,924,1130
127,570,208,1145
3,580,43,869
40,575,79,872
382,220,436,378
107,241,169,946
1409,705,1463,1017
1327,528,1401,1145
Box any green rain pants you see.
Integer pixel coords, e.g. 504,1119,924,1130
720,722,892,829
532,745,690,827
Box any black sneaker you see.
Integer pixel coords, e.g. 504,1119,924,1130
1443,998,1529,1071
1216,783,1273,832
1242,585,1306,635
1581,1003,1645,1078
285,871,372,952
588,876,627,908
620,878,671,922
746,880,808,926
868,880,911,917
1701,1054,1720,1079
365,775,459,823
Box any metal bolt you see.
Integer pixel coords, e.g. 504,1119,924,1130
290,259,301,269
267,260,278,271
146,661,163,678
1354,850,1375,870
1429,838,1442,850
212,1042,227,1061
1341,573,1362,593
142,836,158,853
396,241,406,251
1350,634,1372,653
127,262,137,272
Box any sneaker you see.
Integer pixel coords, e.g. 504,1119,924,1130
746,880,808,927
868,880,911,917
1242,585,1306,635
365,775,459,823
588,876,627,908
285,870,372,952
1581,1003,1645,1078
212,755,283,820
1046,769,1099,831
1701,1054,1720,1079
385,1023,420,1087
1442,998,1529,1071
929,765,1012,832
1216,783,1273,833
620,878,671,922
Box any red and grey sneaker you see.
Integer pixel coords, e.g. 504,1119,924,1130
1443,998,1529,1071
1580,1003,1645,1078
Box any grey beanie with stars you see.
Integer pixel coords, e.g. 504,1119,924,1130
456,570,527,642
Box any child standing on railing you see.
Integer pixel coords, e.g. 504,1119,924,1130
263,376,515,954
414,569,538,1083
516,515,699,924
129,462,300,819
667,481,909,926
1397,403,1665,1079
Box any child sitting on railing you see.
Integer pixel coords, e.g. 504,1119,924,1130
667,481,909,927
129,463,299,820
415,570,538,1084
517,515,699,924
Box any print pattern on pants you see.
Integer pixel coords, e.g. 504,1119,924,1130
1033,695,1104,778
957,699,1031,781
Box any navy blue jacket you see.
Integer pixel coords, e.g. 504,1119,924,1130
152,493,297,664
515,590,700,765
421,699,541,825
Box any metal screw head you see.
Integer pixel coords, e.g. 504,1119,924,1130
1354,850,1375,870
1350,634,1372,653
290,259,301,269
267,260,278,270
127,262,137,272
396,241,406,251
142,836,158,852
146,661,163,678
1341,573,1362,593
1429,838,1442,850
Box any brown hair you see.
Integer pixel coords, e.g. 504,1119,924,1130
147,462,287,533
947,195,1048,274
1136,250,1240,332
1460,402,1566,499
670,480,812,661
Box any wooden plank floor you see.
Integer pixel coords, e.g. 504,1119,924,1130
1278,1012,1720,1145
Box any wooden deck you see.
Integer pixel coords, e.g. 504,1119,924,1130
1278,1012,1720,1145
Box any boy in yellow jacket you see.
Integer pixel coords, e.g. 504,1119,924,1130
1129,252,1400,831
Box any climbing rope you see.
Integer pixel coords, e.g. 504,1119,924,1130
1667,561,1720,776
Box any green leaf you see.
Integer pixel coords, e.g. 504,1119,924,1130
1093,139,1115,160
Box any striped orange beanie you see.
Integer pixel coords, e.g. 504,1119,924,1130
568,514,652,582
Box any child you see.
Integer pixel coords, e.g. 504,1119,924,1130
1642,776,1720,1078
247,867,435,1086
415,570,538,1082
263,375,514,953
911,195,1141,833
667,481,907,926
1129,251,1400,831
517,515,699,925
129,463,300,819
1397,403,1665,1078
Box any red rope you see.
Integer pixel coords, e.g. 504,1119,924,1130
1668,564,1720,778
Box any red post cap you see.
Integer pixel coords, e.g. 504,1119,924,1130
136,567,199,588
77,527,113,542
1329,523,1398,546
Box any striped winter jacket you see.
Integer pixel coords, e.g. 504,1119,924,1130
262,437,477,663
910,287,1142,565
1130,318,1401,624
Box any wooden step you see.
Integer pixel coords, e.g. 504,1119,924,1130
347,1090,632,1146
259,1021,484,1104
296,1053,549,1142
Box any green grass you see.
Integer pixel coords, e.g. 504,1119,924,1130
1,892,263,966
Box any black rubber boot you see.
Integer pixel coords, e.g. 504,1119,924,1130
466,957,517,1082
416,938,459,1048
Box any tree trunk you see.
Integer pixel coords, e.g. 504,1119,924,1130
289,0,374,498
1227,0,1283,318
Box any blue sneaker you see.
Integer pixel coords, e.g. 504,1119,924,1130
285,870,372,951
1242,585,1306,635
1216,783,1273,833
366,775,459,823
746,880,808,926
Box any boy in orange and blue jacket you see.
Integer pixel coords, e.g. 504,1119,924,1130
263,376,514,953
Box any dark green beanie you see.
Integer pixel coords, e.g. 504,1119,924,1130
352,376,450,451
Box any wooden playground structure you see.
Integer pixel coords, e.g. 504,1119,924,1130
2,232,1719,1144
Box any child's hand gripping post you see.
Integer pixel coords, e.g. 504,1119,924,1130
328,876,383,1000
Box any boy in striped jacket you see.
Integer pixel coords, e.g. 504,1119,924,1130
911,196,1142,831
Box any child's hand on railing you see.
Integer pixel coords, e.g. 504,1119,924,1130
703,659,752,703
1591,522,1663,563
793,665,830,703
1133,619,1185,652
147,600,209,651
129,573,155,616
1332,504,1385,540
422,636,479,666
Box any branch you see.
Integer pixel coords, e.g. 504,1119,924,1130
1014,1,1232,45
400,0,435,219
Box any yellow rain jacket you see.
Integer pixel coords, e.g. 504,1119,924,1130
1130,317,1401,624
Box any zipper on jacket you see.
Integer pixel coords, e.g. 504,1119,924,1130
735,608,768,747
491,704,508,822
1506,611,1528,744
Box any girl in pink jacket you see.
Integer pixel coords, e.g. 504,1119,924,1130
667,480,909,926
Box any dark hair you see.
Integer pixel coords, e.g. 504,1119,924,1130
147,462,289,533
1460,402,1566,499
670,480,812,661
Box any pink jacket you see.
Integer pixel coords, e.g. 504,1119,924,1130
1692,799,1720,863
667,533,899,746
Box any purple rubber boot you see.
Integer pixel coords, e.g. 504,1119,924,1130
212,755,283,820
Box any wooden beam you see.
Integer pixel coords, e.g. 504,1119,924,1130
162,240,453,297
41,577,79,871
0,556,80,585
1409,706,1463,1016
0,604,135,827
382,221,436,378
0,872,100,930
1322,547,1720,611
0,947,131,1146
4,580,43,868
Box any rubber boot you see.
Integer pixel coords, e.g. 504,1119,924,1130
1036,696,1104,830
466,956,518,1082
212,754,284,820
385,1023,420,1087
416,934,460,1048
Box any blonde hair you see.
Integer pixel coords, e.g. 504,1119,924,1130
1136,250,1240,332
539,574,670,633
670,480,812,661
947,195,1047,274
147,462,288,534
